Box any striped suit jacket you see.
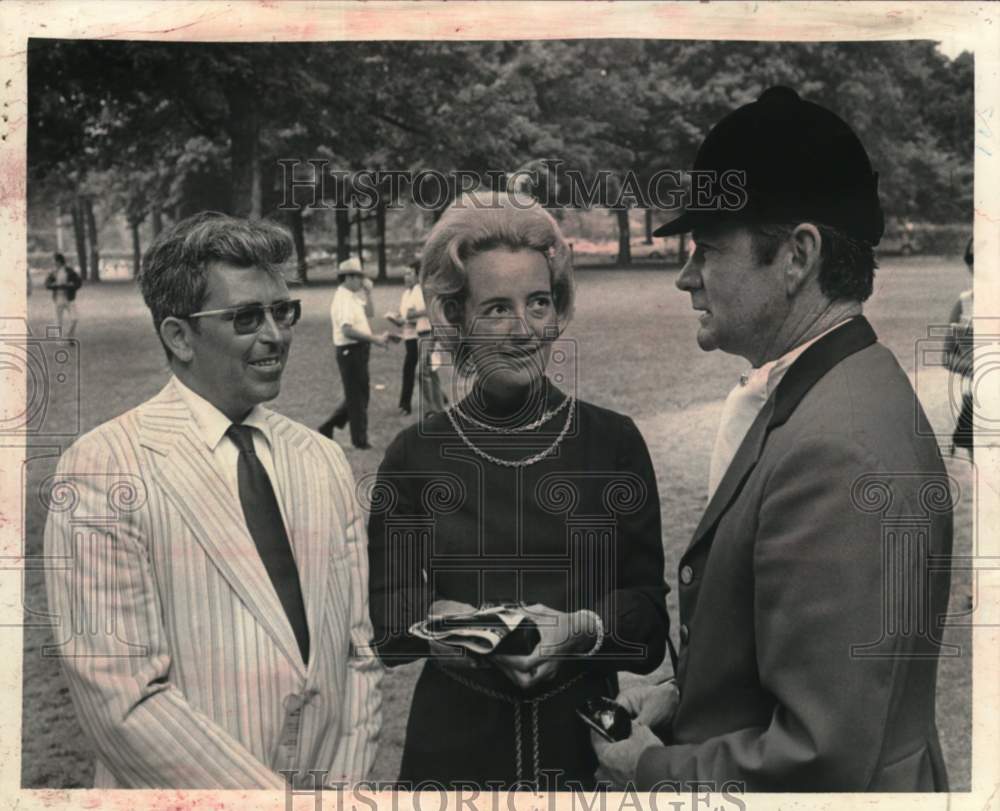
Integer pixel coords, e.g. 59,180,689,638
43,379,382,788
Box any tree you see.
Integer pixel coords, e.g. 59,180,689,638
513,40,675,264
28,38,973,285
69,197,87,279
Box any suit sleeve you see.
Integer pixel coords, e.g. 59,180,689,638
636,435,916,790
43,432,285,788
324,441,383,782
591,416,669,675
367,431,439,664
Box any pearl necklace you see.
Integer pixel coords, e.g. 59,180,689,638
448,394,572,434
445,396,576,468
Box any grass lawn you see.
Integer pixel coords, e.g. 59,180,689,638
20,255,973,789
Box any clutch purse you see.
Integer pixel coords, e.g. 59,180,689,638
410,603,540,656
576,697,632,742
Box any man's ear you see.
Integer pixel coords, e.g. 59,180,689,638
784,223,822,296
160,316,195,363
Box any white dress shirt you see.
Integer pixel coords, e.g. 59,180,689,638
172,375,293,535
707,321,851,500
331,285,372,346
398,284,432,340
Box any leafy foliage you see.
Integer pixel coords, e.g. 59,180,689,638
28,39,973,270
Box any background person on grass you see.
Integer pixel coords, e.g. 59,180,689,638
320,256,391,449
945,236,974,457
388,262,436,416
45,251,82,336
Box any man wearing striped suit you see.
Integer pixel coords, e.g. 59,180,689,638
43,213,381,789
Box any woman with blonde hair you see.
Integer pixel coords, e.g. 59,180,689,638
367,192,669,788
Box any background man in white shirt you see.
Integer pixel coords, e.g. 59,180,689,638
43,212,381,788
388,261,446,416
319,257,389,448
594,86,952,791
389,266,427,415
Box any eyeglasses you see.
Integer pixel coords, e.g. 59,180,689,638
185,300,302,335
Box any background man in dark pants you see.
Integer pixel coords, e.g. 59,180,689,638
945,237,974,457
320,257,388,449
386,264,427,415
45,252,83,336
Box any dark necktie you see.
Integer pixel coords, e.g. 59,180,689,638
226,424,310,664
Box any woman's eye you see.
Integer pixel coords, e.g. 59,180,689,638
528,297,552,314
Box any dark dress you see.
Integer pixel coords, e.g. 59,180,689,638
367,380,669,788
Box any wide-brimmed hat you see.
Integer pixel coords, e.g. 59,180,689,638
337,256,365,279
654,86,884,245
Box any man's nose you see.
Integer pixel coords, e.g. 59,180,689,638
257,310,285,344
676,257,700,291
493,310,530,336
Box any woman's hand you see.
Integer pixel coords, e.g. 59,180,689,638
491,604,598,691
616,680,680,728
428,599,477,618
491,651,543,689
425,600,482,669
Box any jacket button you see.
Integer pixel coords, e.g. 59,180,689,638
680,565,694,585
680,624,690,645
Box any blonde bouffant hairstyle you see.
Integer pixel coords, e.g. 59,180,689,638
419,191,575,370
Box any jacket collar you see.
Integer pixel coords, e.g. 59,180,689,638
685,316,877,557
134,379,315,676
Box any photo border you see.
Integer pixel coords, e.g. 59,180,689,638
1,2,996,809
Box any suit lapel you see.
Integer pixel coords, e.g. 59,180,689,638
136,380,306,675
686,397,774,555
685,317,878,557
266,413,331,675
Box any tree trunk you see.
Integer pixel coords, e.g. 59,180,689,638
71,199,88,280
287,207,308,283
152,203,163,236
355,210,364,268
615,208,632,266
375,201,387,282
644,209,654,244
225,82,262,218
335,206,350,263
84,196,100,282
56,203,65,252
130,219,141,278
